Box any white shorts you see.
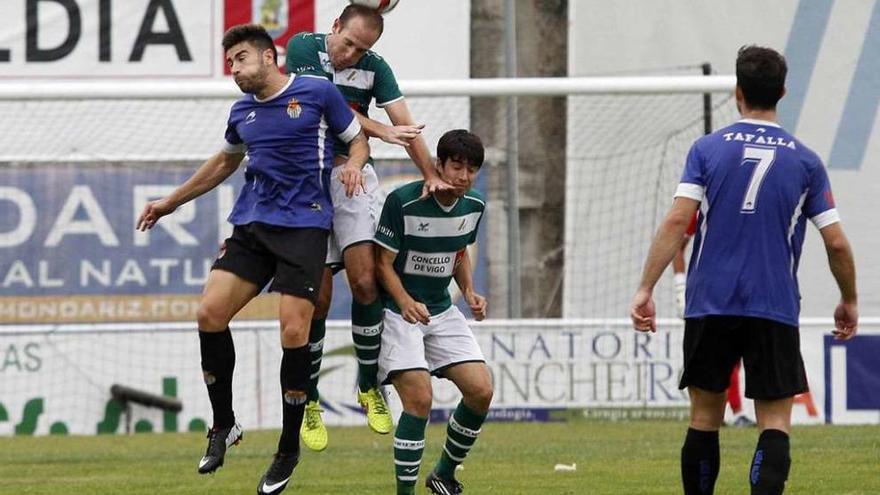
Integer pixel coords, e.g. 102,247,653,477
378,306,485,384
326,163,380,267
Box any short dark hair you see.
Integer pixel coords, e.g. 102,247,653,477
437,129,485,168
339,5,385,36
222,24,277,64
736,45,787,110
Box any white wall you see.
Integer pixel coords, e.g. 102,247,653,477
567,0,880,318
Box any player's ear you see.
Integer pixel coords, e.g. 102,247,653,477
332,18,342,34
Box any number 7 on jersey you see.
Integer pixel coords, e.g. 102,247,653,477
740,145,777,213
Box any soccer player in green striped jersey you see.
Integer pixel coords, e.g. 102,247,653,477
374,130,493,495
286,4,453,451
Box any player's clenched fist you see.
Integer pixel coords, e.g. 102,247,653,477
136,199,176,231
464,290,487,321
400,298,430,325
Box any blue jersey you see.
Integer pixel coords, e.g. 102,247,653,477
676,119,839,326
223,74,361,230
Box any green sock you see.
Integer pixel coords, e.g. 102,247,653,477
307,318,325,403
351,299,383,392
435,401,487,479
394,412,427,495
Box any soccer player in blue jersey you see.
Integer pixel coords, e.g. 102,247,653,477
136,24,368,495
630,46,858,495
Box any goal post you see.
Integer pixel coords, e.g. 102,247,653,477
0,75,737,324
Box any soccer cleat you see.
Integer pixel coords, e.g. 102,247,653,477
197,422,243,474
357,387,393,434
300,401,328,451
256,451,299,495
733,415,757,428
425,471,464,495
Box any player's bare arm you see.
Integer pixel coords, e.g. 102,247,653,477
353,109,424,147
136,150,244,231
337,131,370,197
453,248,486,321
375,245,430,324
819,222,859,339
630,196,700,332
383,100,453,198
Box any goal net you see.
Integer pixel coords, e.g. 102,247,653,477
0,76,742,434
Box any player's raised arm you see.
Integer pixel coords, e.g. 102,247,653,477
136,149,244,231
387,101,454,198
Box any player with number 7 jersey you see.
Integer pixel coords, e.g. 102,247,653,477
675,119,837,326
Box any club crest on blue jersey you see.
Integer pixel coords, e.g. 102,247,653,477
286,97,301,118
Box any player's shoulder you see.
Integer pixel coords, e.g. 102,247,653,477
292,72,334,93
788,136,823,170
387,181,425,206
287,31,323,50
357,48,393,71
462,189,486,209
228,94,256,116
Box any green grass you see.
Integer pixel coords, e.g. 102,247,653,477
0,421,877,494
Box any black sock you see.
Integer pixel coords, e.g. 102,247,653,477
199,328,236,429
681,428,720,495
750,429,791,495
278,345,310,454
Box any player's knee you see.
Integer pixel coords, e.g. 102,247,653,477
464,383,494,413
402,388,433,417
280,321,310,348
196,303,231,331
349,273,378,304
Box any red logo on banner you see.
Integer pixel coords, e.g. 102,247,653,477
223,0,315,74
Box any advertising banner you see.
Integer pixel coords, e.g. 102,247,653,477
1,319,874,437
0,162,488,323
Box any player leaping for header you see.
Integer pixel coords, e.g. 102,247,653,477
285,4,452,451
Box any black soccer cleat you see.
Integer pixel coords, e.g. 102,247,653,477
425,471,464,495
256,451,300,495
197,422,243,474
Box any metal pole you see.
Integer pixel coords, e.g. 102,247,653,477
504,0,522,318
702,63,713,135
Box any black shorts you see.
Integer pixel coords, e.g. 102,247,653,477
211,223,328,304
679,316,808,400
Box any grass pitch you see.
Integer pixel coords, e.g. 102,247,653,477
0,420,877,494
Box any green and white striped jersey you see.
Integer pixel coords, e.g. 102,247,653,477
374,181,485,316
285,32,403,156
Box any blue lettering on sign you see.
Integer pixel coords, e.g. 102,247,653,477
823,335,880,423
782,0,880,169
